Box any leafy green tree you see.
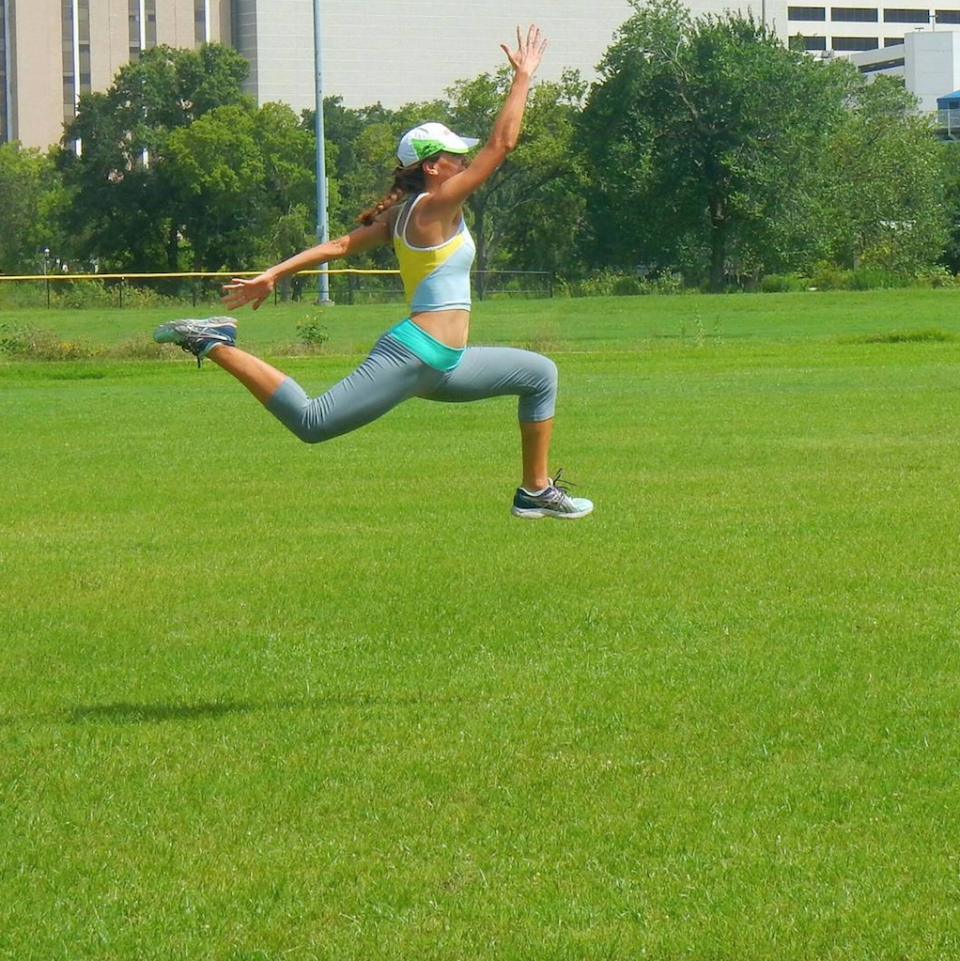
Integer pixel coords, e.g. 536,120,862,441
257,102,319,234
309,79,585,288
0,144,67,273
165,104,265,270
56,43,252,271
301,99,446,279
165,101,321,271
579,0,849,289
938,142,960,273
445,69,587,292
258,103,336,296
313,97,419,238
818,76,949,272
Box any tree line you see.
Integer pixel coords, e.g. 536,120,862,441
2,0,959,293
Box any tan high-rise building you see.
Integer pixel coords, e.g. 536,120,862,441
1,0,232,149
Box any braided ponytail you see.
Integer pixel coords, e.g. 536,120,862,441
357,160,430,226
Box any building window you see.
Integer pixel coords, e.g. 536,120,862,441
833,35,881,48
195,0,208,44
832,7,879,19
884,35,905,43
62,0,76,123
883,7,930,21
803,35,828,48
859,56,906,70
145,0,157,48
0,0,8,143
129,0,141,61
128,0,156,60
789,6,828,18
78,0,91,94
935,9,960,21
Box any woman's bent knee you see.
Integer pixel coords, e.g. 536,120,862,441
265,377,330,444
290,423,328,444
519,353,558,421
540,355,558,391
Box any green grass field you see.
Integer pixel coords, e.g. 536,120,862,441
2,291,960,960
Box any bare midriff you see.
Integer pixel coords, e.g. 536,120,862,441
410,308,471,349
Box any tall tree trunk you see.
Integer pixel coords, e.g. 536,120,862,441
709,198,726,293
166,220,179,272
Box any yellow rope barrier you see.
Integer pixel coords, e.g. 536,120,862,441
0,269,400,282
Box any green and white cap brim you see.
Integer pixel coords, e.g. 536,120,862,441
397,122,480,166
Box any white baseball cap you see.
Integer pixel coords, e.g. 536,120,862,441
397,122,480,167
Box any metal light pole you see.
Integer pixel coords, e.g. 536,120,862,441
313,0,333,304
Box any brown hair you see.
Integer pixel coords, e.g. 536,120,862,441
357,157,436,226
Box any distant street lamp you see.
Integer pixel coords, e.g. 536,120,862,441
313,0,333,305
42,247,51,308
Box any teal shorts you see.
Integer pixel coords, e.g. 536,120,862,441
386,318,465,372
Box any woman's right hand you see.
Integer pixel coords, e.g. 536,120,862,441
221,272,276,311
500,24,547,79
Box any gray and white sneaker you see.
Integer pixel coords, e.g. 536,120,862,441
511,468,594,520
153,317,237,367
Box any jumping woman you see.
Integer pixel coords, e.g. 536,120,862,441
154,25,592,520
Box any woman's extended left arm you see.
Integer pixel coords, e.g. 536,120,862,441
221,220,390,311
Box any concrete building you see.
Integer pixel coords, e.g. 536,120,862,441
784,1,959,53
232,0,313,115
1,0,232,149
230,0,791,113
3,0,958,151
845,28,960,111
3,0,783,151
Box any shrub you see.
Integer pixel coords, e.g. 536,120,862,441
293,313,330,351
556,269,687,298
641,271,686,295
925,266,960,288
612,275,642,296
50,280,118,309
847,268,912,291
108,336,167,359
121,284,176,309
0,323,39,355
809,262,852,291
574,270,623,298
0,322,96,359
0,281,55,309
760,273,803,293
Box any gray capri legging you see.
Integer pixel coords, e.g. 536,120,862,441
265,332,558,444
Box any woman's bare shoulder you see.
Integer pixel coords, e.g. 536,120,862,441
375,200,408,238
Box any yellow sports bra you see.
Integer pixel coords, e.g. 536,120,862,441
392,193,476,312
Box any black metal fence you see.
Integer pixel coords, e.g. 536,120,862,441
0,269,554,310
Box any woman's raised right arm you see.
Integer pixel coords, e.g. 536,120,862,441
426,25,547,210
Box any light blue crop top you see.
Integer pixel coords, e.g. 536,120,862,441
392,193,476,313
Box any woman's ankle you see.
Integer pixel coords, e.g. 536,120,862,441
522,476,550,492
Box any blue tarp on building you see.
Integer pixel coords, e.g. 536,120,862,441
937,89,960,110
